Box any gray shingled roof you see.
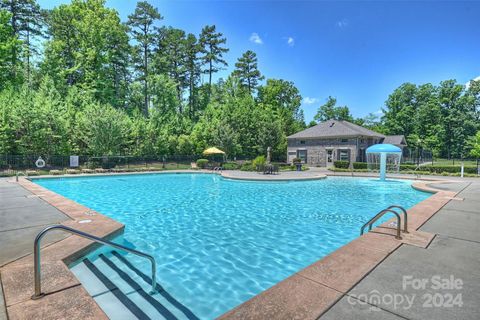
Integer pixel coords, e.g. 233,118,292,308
383,135,407,146
287,120,385,139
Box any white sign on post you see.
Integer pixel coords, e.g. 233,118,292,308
70,155,79,167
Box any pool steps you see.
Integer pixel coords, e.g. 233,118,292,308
70,251,198,320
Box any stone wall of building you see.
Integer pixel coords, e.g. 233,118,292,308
287,137,381,166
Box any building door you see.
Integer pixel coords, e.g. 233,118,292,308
326,150,333,167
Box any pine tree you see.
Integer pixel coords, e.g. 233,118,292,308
0,9,22,88
233,50,264,94
199,25,228,92
127,1,162,116
155,27,187,112
0,0,45,85
185,33,201,119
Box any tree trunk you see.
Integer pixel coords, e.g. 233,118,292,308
143,44,148,117
26,28,31,87
208,59,212,88
10,2,17,79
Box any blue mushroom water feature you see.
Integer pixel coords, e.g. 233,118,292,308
366,144,403,181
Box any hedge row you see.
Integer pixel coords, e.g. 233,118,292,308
353,162,367,169
400,164,478,174
337,161,479,174
333,160,349,169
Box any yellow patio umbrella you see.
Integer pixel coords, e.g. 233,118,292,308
202,147,225,155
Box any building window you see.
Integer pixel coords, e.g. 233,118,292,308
300,140,306,145
341,138,348,143
339,150,349,161
297,150,307,163
360,139,365,143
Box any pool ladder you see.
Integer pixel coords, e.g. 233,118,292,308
16,171,27,182
360,205,408,240
31,225,157,299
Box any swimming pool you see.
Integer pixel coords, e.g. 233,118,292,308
33,174,430,319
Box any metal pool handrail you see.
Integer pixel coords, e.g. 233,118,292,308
360,209,403,240
386,205,408,233
16,171,27,182
32,224,157,299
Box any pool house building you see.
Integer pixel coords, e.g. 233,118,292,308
287,119,407,166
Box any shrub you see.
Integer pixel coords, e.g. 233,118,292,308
353,162,368,169
222,162,239,170
196,159,209,169
282,164,309,171
400,164,418,171
400,164,477,174
240,161,255,171
292,157,302,164
253,155,266,167
334,160,350,169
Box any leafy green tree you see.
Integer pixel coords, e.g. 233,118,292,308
42,0,130,106
199,25,228,91
257,78,304,134
314,96,353,122
77,102,131,155
212,121,241,157
382,83,418,138
357,113,386,133
469,131,480,159
3,78,71,155
438,80,477,158
127,1,162,116
0,10,22,89
149,74,180,114
0,0,45,85
233,50,264,94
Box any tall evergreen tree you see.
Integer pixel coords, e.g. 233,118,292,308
0,9,22,89
1,0,44,85
184,33,201,119
155,27,187,111
127,1,162,116
233,50,264,94
199,25,228,92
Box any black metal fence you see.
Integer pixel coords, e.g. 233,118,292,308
402,148,433,165
0,155,202,172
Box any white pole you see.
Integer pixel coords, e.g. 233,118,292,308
380,152,387,181
461,162,464,178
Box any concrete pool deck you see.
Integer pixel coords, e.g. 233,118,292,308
221,169,327,181
0,173,479,319
0,179,70,266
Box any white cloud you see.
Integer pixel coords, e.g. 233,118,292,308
336,18,349,28
249,33,263,44
287,37,295,47
465,76,480,89
374,109,384,116
303,97,318,105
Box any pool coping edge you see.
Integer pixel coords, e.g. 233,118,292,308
218,180,460,319
0,176,460,320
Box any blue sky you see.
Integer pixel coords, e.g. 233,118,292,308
38,0,480,122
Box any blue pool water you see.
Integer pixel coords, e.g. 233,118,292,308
33,174,430,318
